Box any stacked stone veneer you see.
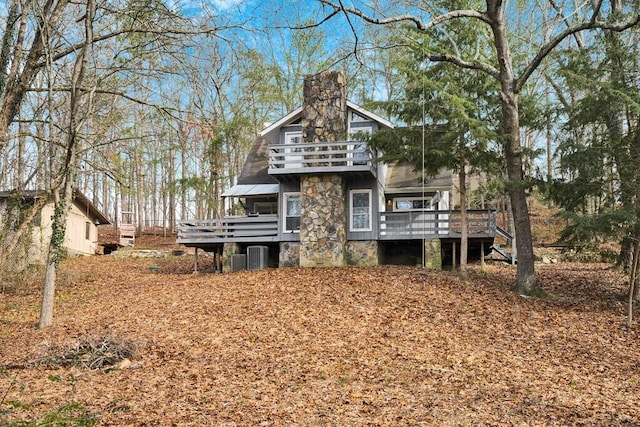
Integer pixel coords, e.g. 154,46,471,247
299,175,346,267
424,239,442,269
301,70,348,144
346,240,379,266
222,242,241,273
279,242,300,267
298,71,349,268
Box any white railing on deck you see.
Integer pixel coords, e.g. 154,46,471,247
268,141,376,175
177,215,279,244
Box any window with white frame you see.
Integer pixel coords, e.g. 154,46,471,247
283,193,301,232
350,189,372,231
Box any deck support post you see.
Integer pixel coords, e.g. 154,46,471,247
481,242,485,270
194,247,199,273
222,242,242,273
452,241,457,270
424,239,442,270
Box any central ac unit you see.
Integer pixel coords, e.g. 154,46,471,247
230,254,246,272
247,246,268,271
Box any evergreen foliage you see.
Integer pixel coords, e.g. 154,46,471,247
366,25,502,194
549,27,640,258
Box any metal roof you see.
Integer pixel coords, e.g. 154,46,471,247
221,184,280,197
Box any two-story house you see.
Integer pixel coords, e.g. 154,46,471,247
178,71,497,272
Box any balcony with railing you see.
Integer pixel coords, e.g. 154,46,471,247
177,210,497,246
379,210,497,240
177,215,279,245
268,141,376,176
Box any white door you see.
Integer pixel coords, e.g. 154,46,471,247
284,131,302,169
348,126,372,166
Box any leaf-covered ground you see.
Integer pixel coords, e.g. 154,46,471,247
1,255,639,426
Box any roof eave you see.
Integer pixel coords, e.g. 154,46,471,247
259,106,304,137
346,100,395,129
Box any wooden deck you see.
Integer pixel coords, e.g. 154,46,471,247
379,210,496,240
177,210,496,246
268,141,377,176
177,216,279,245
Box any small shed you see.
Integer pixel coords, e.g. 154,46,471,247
0,190,111,266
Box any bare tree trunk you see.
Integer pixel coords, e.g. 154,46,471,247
168,145,176,232
39,189,69,328
39,0,95,328
545,86,553,187
179,124,188,221
630,117,640,306
136,158,144,236
628,237,640,327
489,2,542,296
459,155,468,280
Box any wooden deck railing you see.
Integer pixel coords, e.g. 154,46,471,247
177,215,279,244
268,141,376,176
379,210,497,240
177,210,496,246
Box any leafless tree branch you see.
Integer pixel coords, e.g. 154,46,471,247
517,13,640,92
318,0,491,29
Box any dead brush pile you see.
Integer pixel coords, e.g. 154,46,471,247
37,335,140,370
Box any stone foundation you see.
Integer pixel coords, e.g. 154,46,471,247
222,242,242,273
279,242,300,268
346,240,379,266
299,174,346,267
424,239,442,270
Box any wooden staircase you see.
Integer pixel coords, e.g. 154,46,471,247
492,226,516,264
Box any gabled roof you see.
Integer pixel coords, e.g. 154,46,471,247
347,101,395,129
258,101,394,138
239,101,396,186
0,189,111,224
259,106,303,138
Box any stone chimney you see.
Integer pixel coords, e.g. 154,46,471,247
301,70,348,143
299,71,348,267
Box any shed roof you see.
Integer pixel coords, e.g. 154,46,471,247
221,184,279,197
0,189,111,224
384,164,454,193
236,136,279,186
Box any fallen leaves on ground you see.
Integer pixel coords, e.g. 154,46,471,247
1,256,639,426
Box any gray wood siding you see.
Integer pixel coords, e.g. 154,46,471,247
279,124,302,144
